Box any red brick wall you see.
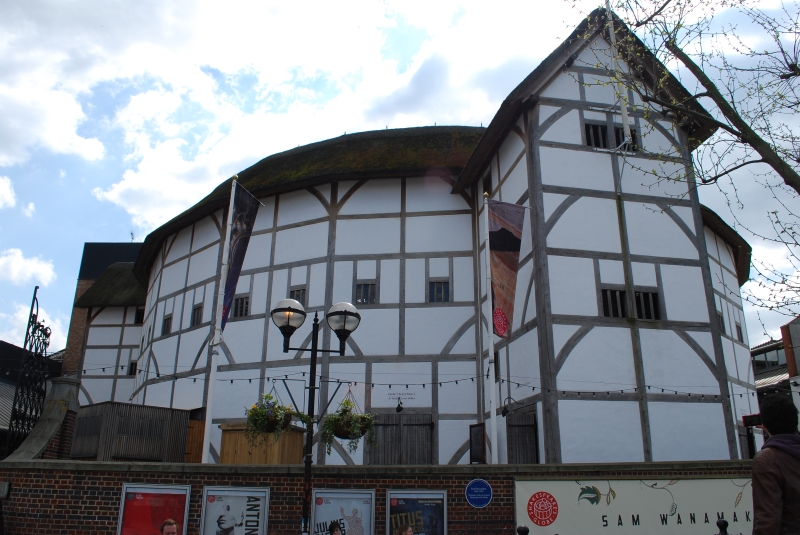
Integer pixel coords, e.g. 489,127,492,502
62,279,94,377
40,410,77,460
0,460,751,534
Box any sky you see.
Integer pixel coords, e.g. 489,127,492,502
0,0,794,352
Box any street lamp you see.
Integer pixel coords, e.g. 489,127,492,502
270,300,360,535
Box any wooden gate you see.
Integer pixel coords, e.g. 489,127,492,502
366,413,433,465
506,412,538,464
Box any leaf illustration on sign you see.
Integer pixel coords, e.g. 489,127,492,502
578,486,601,505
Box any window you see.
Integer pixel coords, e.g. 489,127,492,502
233,297,249,318
601,289,627,318
428,281,450,303
614,125,639,151
161,315,172,336
736,323,744,343
366,413,433,465
717,312,726,335
128,361,138,376
191,305,203,326
134,308,145,325
634,291,660,320
289,287,306,307
585,122,609,149
355,283,377,305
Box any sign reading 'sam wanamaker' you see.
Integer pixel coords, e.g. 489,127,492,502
515,478,752,535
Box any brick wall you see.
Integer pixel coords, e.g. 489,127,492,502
40,410,77,460
0,460,752,534
62,279,94,377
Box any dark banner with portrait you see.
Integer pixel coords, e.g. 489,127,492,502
221,182,261,330
386,490,447,535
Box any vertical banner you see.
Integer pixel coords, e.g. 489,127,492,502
487,200,526,338
220,182,261,330
386,490,446,535
200,486,270,535
117,484,191,535
312,489,375,535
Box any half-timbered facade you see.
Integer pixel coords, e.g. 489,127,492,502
73,9,757,465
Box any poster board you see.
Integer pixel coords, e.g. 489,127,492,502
386,490,446,535
515,478,753,535
312,489,375,535
117,483,191,535
200,486,270,535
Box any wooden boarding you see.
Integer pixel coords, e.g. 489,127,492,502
184,420,204,463
219,423,304,464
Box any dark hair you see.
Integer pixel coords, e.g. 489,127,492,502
397,526,413,535
760,394,799,435
160,519,178,533
328,521,342,534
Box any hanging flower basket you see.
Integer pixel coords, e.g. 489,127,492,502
244,393,311,446
321,396,375,455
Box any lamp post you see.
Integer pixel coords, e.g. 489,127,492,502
270,299,361,535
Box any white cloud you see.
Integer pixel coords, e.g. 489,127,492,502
0,302,67,353
22,202,35,218
0,249,55,286
0,176,15,208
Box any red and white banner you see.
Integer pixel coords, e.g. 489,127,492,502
487,200,525,338
117,484,190,535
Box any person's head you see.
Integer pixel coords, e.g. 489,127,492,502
328,520,341,535
160,519,179,535
760,394,799,435
397,525,413,535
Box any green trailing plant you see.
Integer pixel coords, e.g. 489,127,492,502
244,392,312,446
320,397,375,455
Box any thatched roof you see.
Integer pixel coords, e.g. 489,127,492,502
77,262,146,307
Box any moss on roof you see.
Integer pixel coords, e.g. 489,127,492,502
134,126,485,285
77,262,146,308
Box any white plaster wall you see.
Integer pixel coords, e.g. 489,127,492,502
631,262,657,286
87,326,122,346
308,263,326,307
508,328,540,392
122,325,142,346
405,259,425,303
176,328,210,371
540,110,581,145
214,370,261,419
559,400,645,462
381,259,400,303
558,327,637,392
648,402,730,461
575,37,616,70
350,309,399,355
166,227,192,264
619,159,688,197
439,419,474,465
277,189,328,226
331,261,353,305
583,74,617,104
92,308,125,325
406,176,468,212
449,324,475,355
512,262,533,331
405,307,474,355
339,179,401,215
660,265,709,322
625,203,698,259
171,375,205,410
500,158,528,205
192,216,221,251
274,223,329,265
641,123,678,155
371,362,432,408
405,215,473,253
160,259,189,296
142,380,172,407
539,72,581,100
222,320,264,364
640,330,719,395
81,379,114,405
599,259,624,285
251,197,275,232
83,348,118,375
241,234,272,270
499,132,526,180
548,256,597,316
336,218,401,255
438,361,478,414
114,378,136,403
540,147,615,191
547,197,621,252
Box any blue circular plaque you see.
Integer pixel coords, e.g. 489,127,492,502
465,478,492,508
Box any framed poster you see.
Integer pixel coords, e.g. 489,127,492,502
200,486,270,535
312,489,375,535
386,490,446,535
117,483,191,535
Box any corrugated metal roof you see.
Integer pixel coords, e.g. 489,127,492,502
755,366,789,388
0,381,17,430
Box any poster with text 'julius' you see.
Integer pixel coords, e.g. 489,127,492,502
200,487,269,535
515,478,753,535
312,489,375,535
386,490,446,535
117,484,191,535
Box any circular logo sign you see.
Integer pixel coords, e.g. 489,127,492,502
465,479,492,508
390,499,398,507
527,492,558,526
315,497,324,506
207,495,215,503
493,308,508,336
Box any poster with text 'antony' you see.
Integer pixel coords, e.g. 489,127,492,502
200,486,270,535
117,484,190,535
515,478,753,535
312,489,375,535
386,490,446,535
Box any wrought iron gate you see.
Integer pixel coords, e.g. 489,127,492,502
3,286,52,458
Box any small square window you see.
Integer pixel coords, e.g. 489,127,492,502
289,287,306,307
191,305,203,326
128,361,138,376
634,291,660,320
233,297,249,318
602,289,627,318
736,323,744,343
585,123,609,149
614,125,639,151
355,283,377,305
161,315,172,336
429,281,450,303
134,308,145,325
717,312,726,335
